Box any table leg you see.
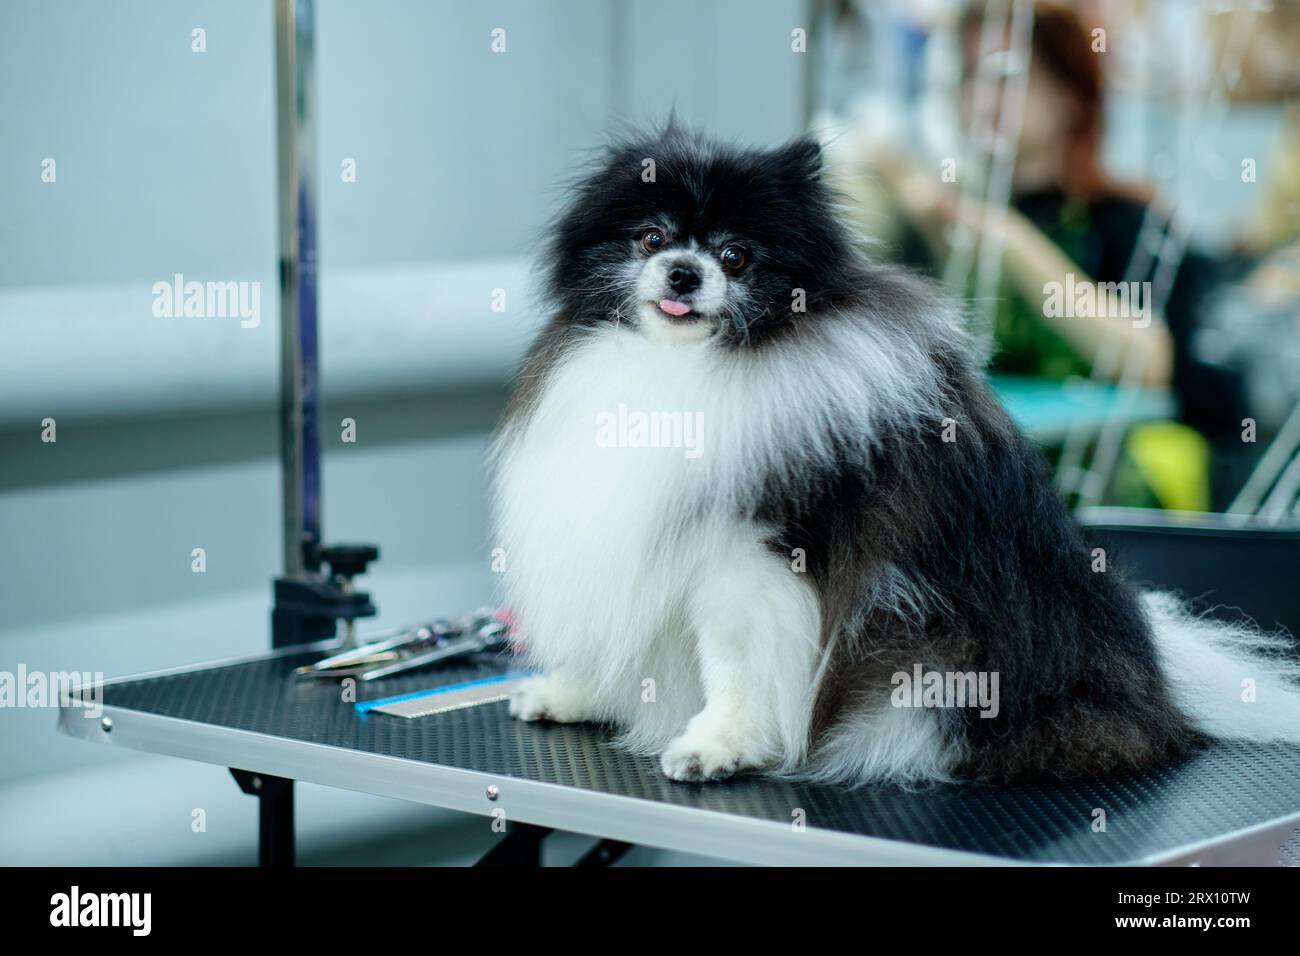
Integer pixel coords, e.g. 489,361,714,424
475,822,552,867
230,769,295,867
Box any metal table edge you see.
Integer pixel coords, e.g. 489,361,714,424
56,698,1022,867
1139,810,1300,866
79,638,345,691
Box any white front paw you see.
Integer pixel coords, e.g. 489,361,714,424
660,730,765,782
507,675,592,724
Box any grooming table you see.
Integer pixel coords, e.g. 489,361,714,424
57,644,1300,866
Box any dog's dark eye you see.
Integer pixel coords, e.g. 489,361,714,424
640,229,666,254
720,245,747,271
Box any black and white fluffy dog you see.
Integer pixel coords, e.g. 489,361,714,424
492,127,1300,786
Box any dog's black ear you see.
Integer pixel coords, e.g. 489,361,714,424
660,108,686,143
774,137,824,182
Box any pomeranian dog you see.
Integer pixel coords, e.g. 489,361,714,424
491,126,1300,786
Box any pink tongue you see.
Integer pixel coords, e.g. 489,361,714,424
659,298,692,317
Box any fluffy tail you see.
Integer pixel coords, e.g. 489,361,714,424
1145,592,1300,743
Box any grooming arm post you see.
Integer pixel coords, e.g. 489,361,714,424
271,0,378,650
276,0,321,582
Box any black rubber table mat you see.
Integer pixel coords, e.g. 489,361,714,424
101,651,1300,864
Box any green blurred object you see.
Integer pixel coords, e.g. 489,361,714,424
1125,422,1212,513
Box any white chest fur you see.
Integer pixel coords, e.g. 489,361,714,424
492,330,737,725
492,317,938,774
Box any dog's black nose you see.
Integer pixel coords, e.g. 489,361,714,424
667,264,701,296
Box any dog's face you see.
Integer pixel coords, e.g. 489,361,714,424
546,129,860,347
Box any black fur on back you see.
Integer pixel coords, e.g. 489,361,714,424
757,284,1204,781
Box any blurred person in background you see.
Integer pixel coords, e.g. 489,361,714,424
840,0,1249,510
